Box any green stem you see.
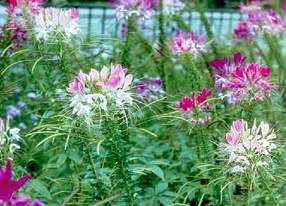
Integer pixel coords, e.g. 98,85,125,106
103,116,135,205
158,0,168,92
121,17,137,68
193,0,218,56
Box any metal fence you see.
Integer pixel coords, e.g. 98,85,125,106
0,3,245,40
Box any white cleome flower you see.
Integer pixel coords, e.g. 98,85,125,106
70,93,108,125
33,8,80,41
0,118,22,156
9,128,21,141
221,119,277,174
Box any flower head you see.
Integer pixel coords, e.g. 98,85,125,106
177,88,212,125
171,31,206,57
68,76,85,94
136,78,164,102
210,52,273,104
0,160,31,202
67,64,134,125
0,117,22,157
234,20,258,41
221,120,277,174
8,0,42,16
33,8,80,41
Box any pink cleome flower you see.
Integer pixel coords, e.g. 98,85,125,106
210,52,273,103
67,64,133,94
0,160,31,202
226,120,247,145
68,76,85,94
171,31,206,56
235,5,286,39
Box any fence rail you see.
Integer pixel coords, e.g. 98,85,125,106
0,3,244,40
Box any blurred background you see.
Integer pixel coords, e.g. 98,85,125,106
0,0,243,8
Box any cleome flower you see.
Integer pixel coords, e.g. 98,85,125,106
67,64,133,125
33,8,80,41
136,78,165,103
177,88,212,125
8,0,42,16
0,160,31,202
210,52,273,104
248,9,286,36
0,118,22,158
171,31,206,57
220,119,277,174
234,20,258,41
235,4,286,39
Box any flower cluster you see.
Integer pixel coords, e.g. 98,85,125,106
234,20,258,41
0,0,38,52
0,118,22,158
210,52,273,104
177,88,212,125
221,119,277,174
235,2,286,40
110,0,157,20
8,0,42,17
33,8,80,41
136,78,164,102
171,31,206,57
68,64,133,125
0,160,43,205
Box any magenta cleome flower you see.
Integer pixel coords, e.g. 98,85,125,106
0,160,31,202
171,31,206,57
229,63,272,102
210,52,273,104
210,52,247,89
234,20,258,41
177,88,212,125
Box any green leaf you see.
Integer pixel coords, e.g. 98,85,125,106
159,197,173,206
69,151,83,164
56,154,67,165
149,165,165,180
29,179,52,200
155,182,168,194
